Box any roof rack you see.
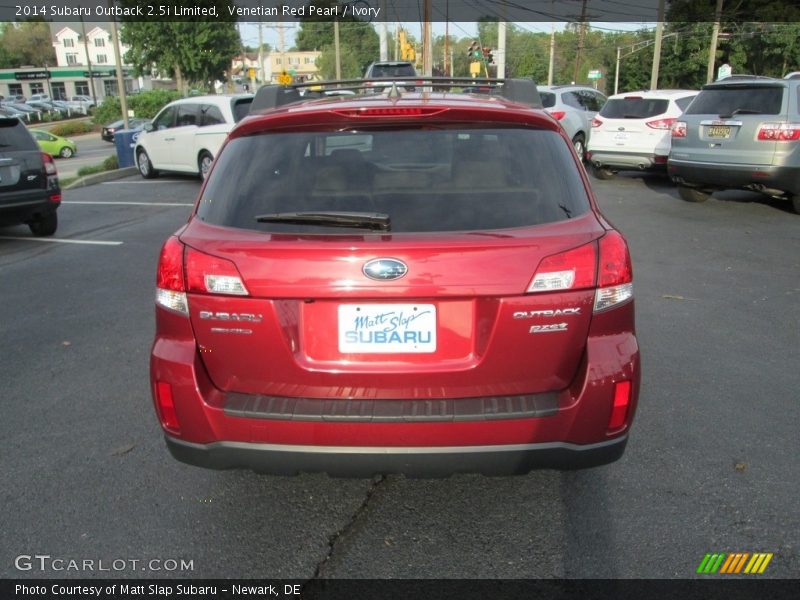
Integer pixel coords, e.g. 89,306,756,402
249,77,542,112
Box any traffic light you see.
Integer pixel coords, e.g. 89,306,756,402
468,41,481,59
482,47,494,64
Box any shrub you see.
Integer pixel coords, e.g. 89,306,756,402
92,89,182,125
76,154,119,178
49,121,94,137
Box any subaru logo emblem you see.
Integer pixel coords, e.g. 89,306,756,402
363,258,407,281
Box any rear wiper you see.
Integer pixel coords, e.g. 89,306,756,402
718,108,761,118
255,211,391,231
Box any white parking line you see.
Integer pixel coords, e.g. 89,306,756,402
63,201,193,207
0,236,123,246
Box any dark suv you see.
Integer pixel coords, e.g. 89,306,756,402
668,76,800,213
0,118,61,236
150,78,640,476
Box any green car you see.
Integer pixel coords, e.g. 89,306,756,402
29,128,77,158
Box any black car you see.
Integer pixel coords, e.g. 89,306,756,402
0,118,61,236
101,118,149,142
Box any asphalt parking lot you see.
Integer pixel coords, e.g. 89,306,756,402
0,172,797,580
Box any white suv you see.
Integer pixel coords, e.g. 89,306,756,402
134,94,253,180
586,89,697,179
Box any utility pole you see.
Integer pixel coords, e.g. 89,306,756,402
614,46,621,94
497,20,507,79
334,21,341,79
548,22,555,85
707,0,724,83
79,16,97,107
268,22,292,83
422,0,432,76
650,0,665,90
258,20,265,89
108,15,129,129
379,0,388,61
573,0,588,84
443,1,449,76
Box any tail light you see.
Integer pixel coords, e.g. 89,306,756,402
756,122,800,141
594,231,633,312
333,107,446,118
527,232,633,313
591,118,603,128
671,121,687,138
646,117,677,130
185,247,249,296
156,238,249,314
42,152,57,175
549,110,566,121
527,242,597,293
155,236,189,315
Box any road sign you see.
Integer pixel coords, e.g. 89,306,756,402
277,71,292,86
588,70,602,80
469,61,481,76
718,64,732,80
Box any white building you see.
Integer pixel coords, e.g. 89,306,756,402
50,23,129,69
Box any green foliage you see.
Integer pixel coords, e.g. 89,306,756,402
49,121,94,137
119,1,240,91
92,90,181,125
0,21,56,68
295,2,379,77
77,155,119,178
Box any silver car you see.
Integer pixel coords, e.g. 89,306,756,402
668,75,800,214
538,85,606,160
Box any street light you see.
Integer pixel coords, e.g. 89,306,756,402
614,33,678,95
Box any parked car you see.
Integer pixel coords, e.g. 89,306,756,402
668,76,800,213
0,117,61,236
150,79,640,476
28,94,51,103
586,89,698,179
363,60,418,92
538,85,607,160
101,118,150,142
134,94,253,180
29,128,77,158
69,95,96,106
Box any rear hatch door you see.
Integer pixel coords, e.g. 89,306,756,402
674,83,786,165
589,96,671,153
0,118,46,200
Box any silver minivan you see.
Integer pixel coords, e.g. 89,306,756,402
668,75,800,213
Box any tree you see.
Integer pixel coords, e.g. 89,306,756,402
0,21,56,68
295,0,379,78
119,1,240,93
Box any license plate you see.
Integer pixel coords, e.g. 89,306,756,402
613,132,629,141
338,304,436,353
707,125,731,138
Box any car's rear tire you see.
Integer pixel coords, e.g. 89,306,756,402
29,212,57,237
572,134,586,161
791,195,800,215
137,148,158,179
591,165,615,180
678,185,711,203
59,146,74,158
198,151,213,180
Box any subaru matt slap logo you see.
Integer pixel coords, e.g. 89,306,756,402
363,258,408,281
696,552,774,574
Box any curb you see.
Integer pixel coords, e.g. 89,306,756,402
64,166,138,190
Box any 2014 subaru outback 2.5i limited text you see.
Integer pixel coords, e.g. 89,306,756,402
150,78,640,477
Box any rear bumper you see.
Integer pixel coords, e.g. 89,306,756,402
166,435,628,477
0,191,59,226
586,150,667,171
668,159,800,196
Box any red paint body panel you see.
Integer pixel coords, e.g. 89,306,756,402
150,91,641,473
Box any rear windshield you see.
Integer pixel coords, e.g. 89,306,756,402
600,98,669,119
370,64,416,78
539,92,556,108
232,97,253,122
685,86,784,116
198,127,590,234
0,119,38,150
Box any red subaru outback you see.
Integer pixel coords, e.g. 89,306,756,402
151,79,640,476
